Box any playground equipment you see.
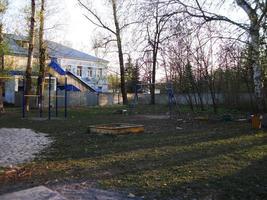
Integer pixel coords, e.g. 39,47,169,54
21,75,68,120
133,82,179,117
166,82,180,117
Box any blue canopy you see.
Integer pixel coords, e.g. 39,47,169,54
58,84,80,92
48,58,66,75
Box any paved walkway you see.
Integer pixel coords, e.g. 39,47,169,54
52,182,142,200
0,186,67,200
0,185,142,200
0,128,52,167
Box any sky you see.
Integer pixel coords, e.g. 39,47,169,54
6,0,248,51
5,0,100,54
4,0,249,77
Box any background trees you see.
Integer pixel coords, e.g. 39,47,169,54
78,0,137,105
0,0,8,113
25,0,36,111
171,0,267,112
138,0,179,104
37,0,46,102
2,0,266,112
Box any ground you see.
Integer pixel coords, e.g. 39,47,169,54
0,105,266,200
0,128,52,167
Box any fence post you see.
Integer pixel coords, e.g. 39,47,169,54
22,78,25,118
48,75,51,120
64,76,67,119
55,77,58,117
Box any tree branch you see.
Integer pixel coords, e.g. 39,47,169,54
174,0,249,30
78,0,116,35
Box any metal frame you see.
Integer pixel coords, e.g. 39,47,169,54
20,75,68,120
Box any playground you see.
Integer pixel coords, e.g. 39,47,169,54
0,105,266,199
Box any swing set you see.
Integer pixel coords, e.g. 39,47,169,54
22,75,68,120
0,74,68,120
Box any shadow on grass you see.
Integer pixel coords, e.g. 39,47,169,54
149,155,267,200
42,122,253,162
0,107,265,200
96,144,267,200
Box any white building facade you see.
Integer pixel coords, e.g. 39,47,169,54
58,57,108,92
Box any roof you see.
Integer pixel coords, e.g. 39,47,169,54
4,34,28,56
47,41,108,63
4,34,108,63
48,59,66,76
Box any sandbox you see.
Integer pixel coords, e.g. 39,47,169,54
88,123,144,135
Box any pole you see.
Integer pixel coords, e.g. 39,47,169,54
39,81,42,118
64,76,67,119
55,77,58,117
22,78,25,118
48,75,51,120
134,84,138,104
167,83,173,119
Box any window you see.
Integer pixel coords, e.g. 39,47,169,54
96,69,102,78
16,40,29,49
99,68,103,78
77,66,82,76
88,67,93,78
66,65,71,72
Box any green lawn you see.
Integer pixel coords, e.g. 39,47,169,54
0,105,266,199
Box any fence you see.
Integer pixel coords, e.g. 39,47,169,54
14,91,256,108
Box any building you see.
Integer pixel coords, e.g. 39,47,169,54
2,34,109,104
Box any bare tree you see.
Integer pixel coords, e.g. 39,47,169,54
195,31,218,113
78,0,132,104
37,0,46,105
25,0,36,111
0,0,8,113
140,0,178,104
173,0,267,112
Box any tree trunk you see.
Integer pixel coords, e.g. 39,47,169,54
206,76,217,113
235,0,265,112
37,0,46,108
111,0,127,105
194,85,204,110
150,48,157,105
25,0,36,111
0,81,4,113
150,53,156,105
250,28,264,112
0,23,4,113
186,93,194,111
208,80,217,113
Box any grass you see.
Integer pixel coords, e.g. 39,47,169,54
0,105,266,199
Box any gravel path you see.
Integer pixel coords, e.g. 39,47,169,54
0,128,52,167
52,182,143,200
